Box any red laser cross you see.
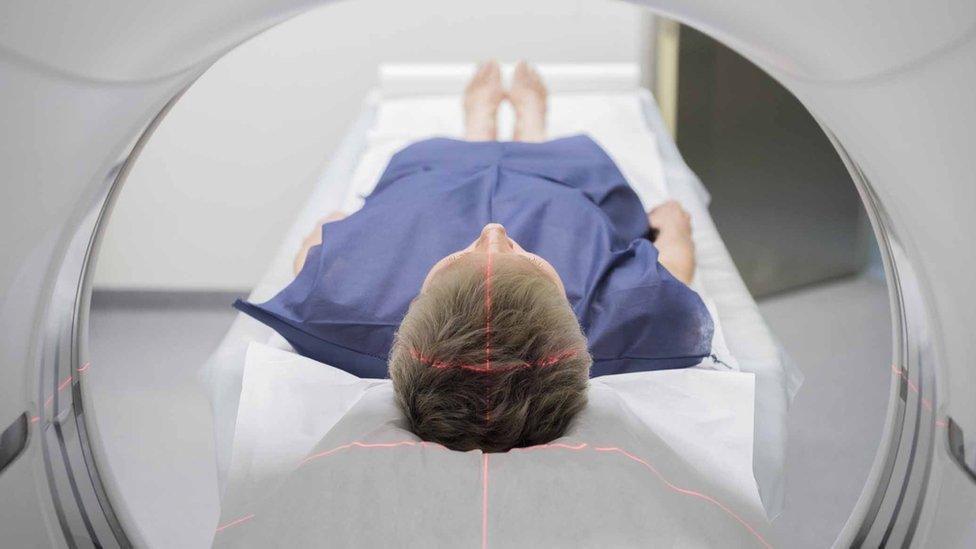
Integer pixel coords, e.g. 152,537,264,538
216,440,773,549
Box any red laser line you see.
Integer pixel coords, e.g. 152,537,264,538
215,513,255,533
482,453,490,549
38,365,91,418
42,373,76,409
410,348,578,372
218,442,449,534
891,364,935,412
234,438,770,546
299,440,451,467
512,441,589,453
301,440,424,466
534,349,579,367
485,248,493,373
57,375,73,392
593,446,773,549
890,365,948,427
485,246,493,425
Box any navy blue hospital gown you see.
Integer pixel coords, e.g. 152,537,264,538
236,135,714,379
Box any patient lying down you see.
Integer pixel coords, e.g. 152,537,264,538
235,61,709,453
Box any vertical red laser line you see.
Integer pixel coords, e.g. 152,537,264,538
485,248,493,371
484,247,493,423
481,239,494,549
218,440,771,545
482,453,490,549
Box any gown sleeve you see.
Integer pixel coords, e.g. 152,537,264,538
583,238,715,376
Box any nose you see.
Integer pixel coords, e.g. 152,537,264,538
476,223,513,253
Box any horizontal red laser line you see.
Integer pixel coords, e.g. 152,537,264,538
34,363,94,423
215,513,255,533
409,348,578,372
512,442,589,453
299,440,447,467
218,442,448,534
42,374,74,409
891,364,935,412
891,364,945,427
533,349,579,367
222,439,769,546
592,446,772,549
58,375,74,392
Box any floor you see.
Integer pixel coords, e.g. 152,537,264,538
88,293,239,548
761,276,891,547
87,276,890,548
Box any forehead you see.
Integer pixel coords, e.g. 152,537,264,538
429,252,545,284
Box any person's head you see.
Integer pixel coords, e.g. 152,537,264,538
389,223,591,452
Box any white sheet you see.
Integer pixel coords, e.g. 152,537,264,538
215,342,767,548
223,343,380,510
203,67,796,520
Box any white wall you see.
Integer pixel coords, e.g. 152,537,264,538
95,0,649,291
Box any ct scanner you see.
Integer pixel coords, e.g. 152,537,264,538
1,1,975,547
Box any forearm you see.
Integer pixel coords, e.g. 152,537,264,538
293,210,347,276
293,239,317,275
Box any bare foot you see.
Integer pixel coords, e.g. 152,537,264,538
464,60,504,141
509,61,547,143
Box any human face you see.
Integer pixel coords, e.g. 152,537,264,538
421,223,565,293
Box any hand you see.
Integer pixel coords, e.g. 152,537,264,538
648,201,695,284
648,200,692,238
300,211,346,247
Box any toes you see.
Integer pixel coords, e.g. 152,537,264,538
513,61,527,83
513,60,541,87
485,60,501,82
474,61,489,79
524,62,542,84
